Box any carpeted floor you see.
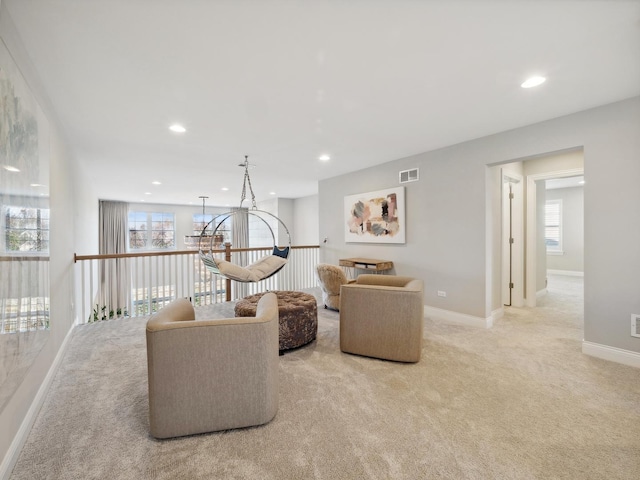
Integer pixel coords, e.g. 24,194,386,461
10,276,640,479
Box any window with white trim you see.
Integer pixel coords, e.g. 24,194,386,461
4,206,50,253
193,213,231,246
545,199,562,254
128,211,175,250
193,213,214,236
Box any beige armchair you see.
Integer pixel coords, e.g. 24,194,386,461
339,275,424,363
315,263,355,311
146,293,279,439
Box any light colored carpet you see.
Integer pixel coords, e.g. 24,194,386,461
10,277,640,479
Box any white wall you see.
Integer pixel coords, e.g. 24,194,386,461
0,4,89,473
293,195,319,245
277,198,294,247
319,97,640,355
546,186,584,273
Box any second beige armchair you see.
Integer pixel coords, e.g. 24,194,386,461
339,275,424,363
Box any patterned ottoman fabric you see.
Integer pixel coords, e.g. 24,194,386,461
235,290,318,351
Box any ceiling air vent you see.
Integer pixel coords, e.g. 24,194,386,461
399,168,419,184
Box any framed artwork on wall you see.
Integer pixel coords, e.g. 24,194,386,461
344,187,405,244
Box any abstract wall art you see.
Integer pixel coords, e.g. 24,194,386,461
344,187,405,243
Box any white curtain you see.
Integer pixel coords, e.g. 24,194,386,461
231,207,249,298
98,200,130,316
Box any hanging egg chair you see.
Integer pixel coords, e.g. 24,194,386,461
198,156,292,283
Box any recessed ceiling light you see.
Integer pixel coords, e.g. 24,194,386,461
578,180,585,185
30,183,46,187
521,76,546,88
222,187,229,191
3,165,20,172
169,124,186,133
152,181,162,185
144,192,152,195
319,154,331,161
270,191,276,196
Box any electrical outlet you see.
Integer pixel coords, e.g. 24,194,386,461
631,314,640,338
437,291,447,298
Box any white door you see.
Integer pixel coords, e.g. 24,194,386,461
502,170,524,307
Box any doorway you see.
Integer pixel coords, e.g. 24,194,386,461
525,168,584,307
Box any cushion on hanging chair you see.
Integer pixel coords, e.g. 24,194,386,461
216,260,259,282
215,255,288,282
247,255,288,279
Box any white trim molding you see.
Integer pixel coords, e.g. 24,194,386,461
424,305,493,329
582,341,640,369
0,326,75,480
548,269,584,277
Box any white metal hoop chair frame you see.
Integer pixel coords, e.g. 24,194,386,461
198,155,293,283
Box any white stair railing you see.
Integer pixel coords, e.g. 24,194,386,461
74,245,319,324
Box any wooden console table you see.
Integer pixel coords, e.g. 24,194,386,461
339,258,394,278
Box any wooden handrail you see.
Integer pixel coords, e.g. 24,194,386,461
74,245,319,263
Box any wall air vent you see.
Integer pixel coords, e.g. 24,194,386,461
631,314,640,338
399,168,419,184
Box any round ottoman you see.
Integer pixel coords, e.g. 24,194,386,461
235,290,318,352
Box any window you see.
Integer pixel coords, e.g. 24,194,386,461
545,199,562,254
128,211,175,250
4,206,50,253
192,213,231,246
193,213,214,236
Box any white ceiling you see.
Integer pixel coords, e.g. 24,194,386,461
5,0,640,207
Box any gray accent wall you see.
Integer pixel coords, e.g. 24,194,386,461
319,96,640,353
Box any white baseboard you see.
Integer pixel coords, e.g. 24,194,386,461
548,269,584,277
0,325,75,480
424,305,493,329
582,341,640,369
